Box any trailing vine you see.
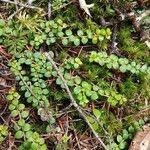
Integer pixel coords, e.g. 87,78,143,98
0,125,8,144
6,88,48,150
89,51,150,75
0,1,149,149
0,18,112,54
9,50,127,107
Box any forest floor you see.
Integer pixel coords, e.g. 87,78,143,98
0,0,150,150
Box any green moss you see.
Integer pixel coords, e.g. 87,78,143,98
118,27,149,59
137,73,150,98
120,79,138,99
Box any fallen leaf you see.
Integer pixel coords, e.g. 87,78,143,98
129,124,150,150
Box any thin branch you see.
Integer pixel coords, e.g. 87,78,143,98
0,0,39,9
48,0,51,19
7,0,34,20
110,24,120,55
8,7,23,20
73,129,82,150
44,52,107,150
19,73,38,100
14,0,19,10
84,110,112,148
127,10,150,48
128,10,150,32
136,10,150,23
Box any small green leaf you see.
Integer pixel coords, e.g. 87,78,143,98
64,73,71,80
91,91,99,100
44,72,51,77
131,61,136,67
65,29,72,36
74,86,81,94
50,37,56,43
31,143,39,149
7,95,14,101
18,119,25,127
25,91,31,98
11,110,18,117
18,58,26,64
21,111,29,118
119,141,127,149
46,39,51,45
82,81,89,88
46,125,52,133
85,90,92,97
98,35,104,41
12,99,19,106
8,104,16,111
98,89,105,95
133,121,140,128
96,29,101,34
48,32,54,37
57,31,64,37
25,59,32,65
122,130,129,140
138,119,145,126
86,29,92,39
93,85,99,91
26,131,33,138
81,37,88,44
110,142,118,149
77,30,84,37
43,89,49,95
0,29,3,36
56,19,63,24
22,123,31,132
74,38,80,46
117,135,123,143
93,109,101,119
40,22,45,28
0,19,5,27
62,38,68,46
1,127,8,136
15,131,24,139
106,28,112,36
100,29,106,36
113,62,119,69
56,77,63,85
92,37,98,44
128,126,135,133
69,35,75,42
74,63,79,69
74,76,81,84
120,65,127,73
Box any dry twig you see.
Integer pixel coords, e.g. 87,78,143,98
7,0,34,20
44,52,107,150
0,0,39,9
48,0,51,19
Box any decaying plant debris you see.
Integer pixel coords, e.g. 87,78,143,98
129,124,150,150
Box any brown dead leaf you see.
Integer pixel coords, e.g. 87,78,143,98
129,124,150,150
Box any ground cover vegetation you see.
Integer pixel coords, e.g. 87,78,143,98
0,0,150,149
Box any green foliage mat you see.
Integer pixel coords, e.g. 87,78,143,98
0,0,150,149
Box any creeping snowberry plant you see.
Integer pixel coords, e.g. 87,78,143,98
0,6,149,149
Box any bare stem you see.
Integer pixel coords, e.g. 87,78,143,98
44,52,107,150
0,0,39,9
7,0,34,20
48,0,51,19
